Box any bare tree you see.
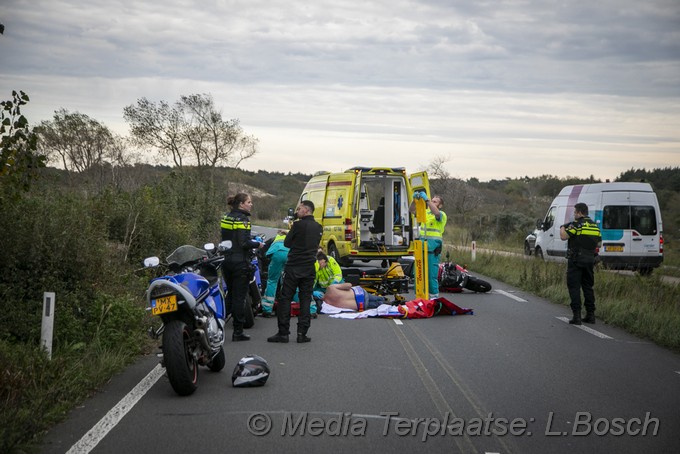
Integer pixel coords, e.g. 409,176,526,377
36,109,120,172
426,155,482,220
124,94,258,169
123,98,185,167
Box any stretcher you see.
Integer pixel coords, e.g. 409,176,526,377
341,262,410,302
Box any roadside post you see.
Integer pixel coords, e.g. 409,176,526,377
41,292,55,359
471,241,477,262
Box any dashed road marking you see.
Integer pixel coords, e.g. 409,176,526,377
496,289,528,302
556,316,614,339
393,319,404,325
67,363,165,453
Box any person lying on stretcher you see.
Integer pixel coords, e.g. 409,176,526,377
322,283,388,311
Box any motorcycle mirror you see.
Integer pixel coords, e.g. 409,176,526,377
144,256,160,267
204,242,215,251
218,240,233,252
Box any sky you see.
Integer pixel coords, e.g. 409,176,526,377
1,0,679,182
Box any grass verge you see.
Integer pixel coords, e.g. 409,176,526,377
0,339,149,454
451,248,680,352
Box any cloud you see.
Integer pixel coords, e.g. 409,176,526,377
1,0,679,181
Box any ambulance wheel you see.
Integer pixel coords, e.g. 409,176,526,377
329,243,352,266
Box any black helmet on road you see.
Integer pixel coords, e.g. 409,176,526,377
232,355,270,387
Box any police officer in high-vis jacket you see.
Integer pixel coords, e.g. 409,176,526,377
560,202,602,325
221,193,264,341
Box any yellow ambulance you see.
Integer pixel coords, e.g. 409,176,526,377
295,166,430,265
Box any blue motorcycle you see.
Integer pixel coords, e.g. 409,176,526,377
144,242,230,396
242,233,266,328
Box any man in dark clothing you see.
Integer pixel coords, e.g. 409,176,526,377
268,200,323,343
560,202,602,325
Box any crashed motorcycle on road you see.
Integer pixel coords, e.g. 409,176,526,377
438,253,492,293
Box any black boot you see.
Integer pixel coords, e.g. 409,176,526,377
297,333,311,343
232,331,251,341
267,332,289,343
582,311,596,324
569,310,582,325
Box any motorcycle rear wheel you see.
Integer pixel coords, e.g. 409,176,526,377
163,319,199,396
465,276,492,293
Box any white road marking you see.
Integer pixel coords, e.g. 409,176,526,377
393,319,403,325
67,363,165,453
556,317,614,339
495,289,528,302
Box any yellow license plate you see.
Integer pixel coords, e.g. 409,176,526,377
152,294,177,315
605,245,624,252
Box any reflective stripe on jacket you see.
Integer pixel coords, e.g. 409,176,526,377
314,256,343,289
422,209,447,239
220,209,258,261
566,216,601,257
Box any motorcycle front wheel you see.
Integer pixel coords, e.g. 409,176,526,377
243,292,255,329
465,276,492,293
163,319,199,396
208,347,226,372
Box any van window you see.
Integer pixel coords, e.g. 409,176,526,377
543,207,556,230
602,205,657,235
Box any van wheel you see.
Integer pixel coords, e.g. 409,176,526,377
524,242,532,256
535,247,544,260
638,267,653,276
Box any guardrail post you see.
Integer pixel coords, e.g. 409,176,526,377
41,292,55,359
471,241,477,262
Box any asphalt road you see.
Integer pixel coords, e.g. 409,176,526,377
40,267,680,454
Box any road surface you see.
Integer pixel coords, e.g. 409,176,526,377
40,267,680,454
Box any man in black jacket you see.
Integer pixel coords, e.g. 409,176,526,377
268,200,323,343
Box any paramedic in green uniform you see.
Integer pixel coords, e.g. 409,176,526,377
262,230,289,317
410,192,447,298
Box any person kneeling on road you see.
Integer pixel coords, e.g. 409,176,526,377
321,283,388,312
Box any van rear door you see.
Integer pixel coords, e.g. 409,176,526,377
600,190,662,269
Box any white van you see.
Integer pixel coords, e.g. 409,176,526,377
532,182,664,274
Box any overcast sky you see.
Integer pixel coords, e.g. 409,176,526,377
2,0,679,181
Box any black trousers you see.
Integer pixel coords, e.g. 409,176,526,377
223,260,250,331
277,265,315,335
566,259,595,313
